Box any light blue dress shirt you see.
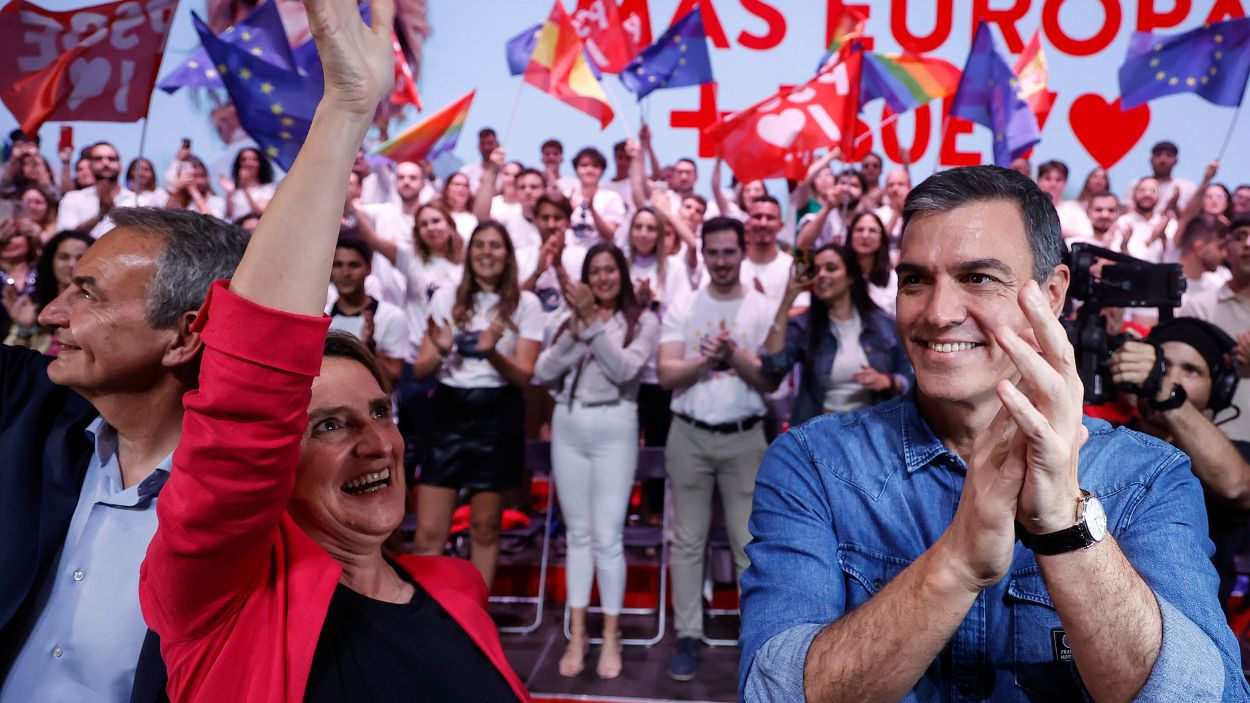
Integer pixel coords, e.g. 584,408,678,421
739,394,1250,702
0,418,171,703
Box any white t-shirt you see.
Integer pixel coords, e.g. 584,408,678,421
601,177,633,209
739,250,796,305
824,309,874,413
1126,176,1197,217
1056,199,1093,241
872,204,904,247
459,160,487,193
797,208,848,249
1116,211,1177,263
327,298,410,362
426,286,544,388
495,207,542,261
56,187,141,238
489,195,521,223
451,211,478,240
227,183,276,218
868,269,899,316
568,188,627,249
660,287,772,424
395,247,462,358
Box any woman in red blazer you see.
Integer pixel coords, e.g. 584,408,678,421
138,1,528,700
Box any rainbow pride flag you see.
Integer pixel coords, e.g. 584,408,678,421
372,89,475,163
860,52,961,114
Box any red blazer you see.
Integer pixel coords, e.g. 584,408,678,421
139,282,529,703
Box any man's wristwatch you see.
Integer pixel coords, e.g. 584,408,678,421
1017,491,1108,555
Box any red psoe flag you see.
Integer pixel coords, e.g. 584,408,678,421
525,0,614,129
572,0,637,74
0,0,177,135
706,45,863,183
390,32,422,110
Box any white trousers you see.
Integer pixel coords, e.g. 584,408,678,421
550,400,639,614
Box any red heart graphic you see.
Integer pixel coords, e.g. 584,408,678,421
1069,94,1151,169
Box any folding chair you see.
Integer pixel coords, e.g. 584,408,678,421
490,440,555,635
701,521,740,647
563,445,670,646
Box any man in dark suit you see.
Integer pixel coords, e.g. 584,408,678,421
0,207,246,702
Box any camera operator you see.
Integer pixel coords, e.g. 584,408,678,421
1110,317,1250,610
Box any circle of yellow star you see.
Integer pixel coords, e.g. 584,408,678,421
239,68,252,80
260,82,274,94
1168,76,1178,85
270,103,284,114
281,117,295,127
266,146,279,158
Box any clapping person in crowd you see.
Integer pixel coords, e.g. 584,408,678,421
220,146,276,220
137,2,527,698
624,205,692,445
57,142,140,237
125,158,166,208
1110,318,1250,612
1078,165,1112,207
533,243,660,680
761,243,911,426
846,211,898,314
474,147,545,258
567,147,626,249
164,156,226,219
1036,159,1093,241
2,149,55,200
872,167,910,250
412,220,543,589
327,239,409,385
19,184,59,242
1127,140,1196,216
440,171,478,239
2,230,92,352
657,216,776,681
1115,176,1175,262
741,196,795,303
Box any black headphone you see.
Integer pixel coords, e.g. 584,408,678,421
1150,318,1239,413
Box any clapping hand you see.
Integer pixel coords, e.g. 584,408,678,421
476,319,505,356
853,366,893,392
426,315,454,357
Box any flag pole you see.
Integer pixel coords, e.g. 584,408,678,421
502,81,526,145
933,114,951,173
136,117,150,165
603,80,635,140
1217,100,1244,161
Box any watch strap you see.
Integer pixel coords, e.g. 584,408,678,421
1017,492,1098,556
1149,384,1188,411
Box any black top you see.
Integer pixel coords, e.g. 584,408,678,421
303,565,518,703
1207,440,1250,612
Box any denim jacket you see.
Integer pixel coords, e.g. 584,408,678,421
739,394,1250,702
759,307,914,426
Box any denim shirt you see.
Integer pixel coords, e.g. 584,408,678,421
759,306,914,426
739,394,1250,702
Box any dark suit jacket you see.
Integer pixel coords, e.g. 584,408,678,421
0,344,168,702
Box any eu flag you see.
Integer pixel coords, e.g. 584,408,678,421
159,0,294,93
950,22,1040,167
619,8,713,100
1119,18,1250,109
506,23,542,76
191,12,319,171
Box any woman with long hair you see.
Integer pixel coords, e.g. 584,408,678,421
138,4,527,699
846,211,897,314
761,243,912,425
3,230,91,351
220,147,277,219
1078,166,1112,207
441,171,478,239
534,242,659,679
412,220,543,588
125,157,166,207
165,156,226,219
19,184,59,242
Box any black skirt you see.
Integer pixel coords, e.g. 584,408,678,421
420,383,525,492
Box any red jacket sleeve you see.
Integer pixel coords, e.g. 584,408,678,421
141,281,329,643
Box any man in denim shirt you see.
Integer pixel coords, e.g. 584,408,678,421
739,166,1249,702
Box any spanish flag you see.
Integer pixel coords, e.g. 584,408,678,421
524,0,614,129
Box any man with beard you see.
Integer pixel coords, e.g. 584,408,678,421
874,167,911,248
1114,177,1176,263
1110,317,1250,611
1126,141,1197,217
1071,192,1121,249
1183,217,1250,444
57,143,141,238
474,148,545,259
458,127,499,194
658,216,776,682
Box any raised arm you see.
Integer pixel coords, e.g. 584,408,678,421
350,199,398,263
471,147,504,222
711,156,731,217
1176,160,1219,234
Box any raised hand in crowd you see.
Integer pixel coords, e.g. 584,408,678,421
217,171,236,196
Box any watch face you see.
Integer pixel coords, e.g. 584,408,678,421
1085,496,1108,541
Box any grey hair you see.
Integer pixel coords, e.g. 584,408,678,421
107,208,248,328
901,165,1063,282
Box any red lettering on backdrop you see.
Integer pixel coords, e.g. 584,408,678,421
1136,0,1191,31
890,0,953,52
881,104,932,164
939,97,981,166
1206,0,1247,22
671,83,732,157
972,0,1029,52
1043,0,1121,56
738,0,786,49
671,0,729,48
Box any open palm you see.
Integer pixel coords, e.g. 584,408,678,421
303,0,396,117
